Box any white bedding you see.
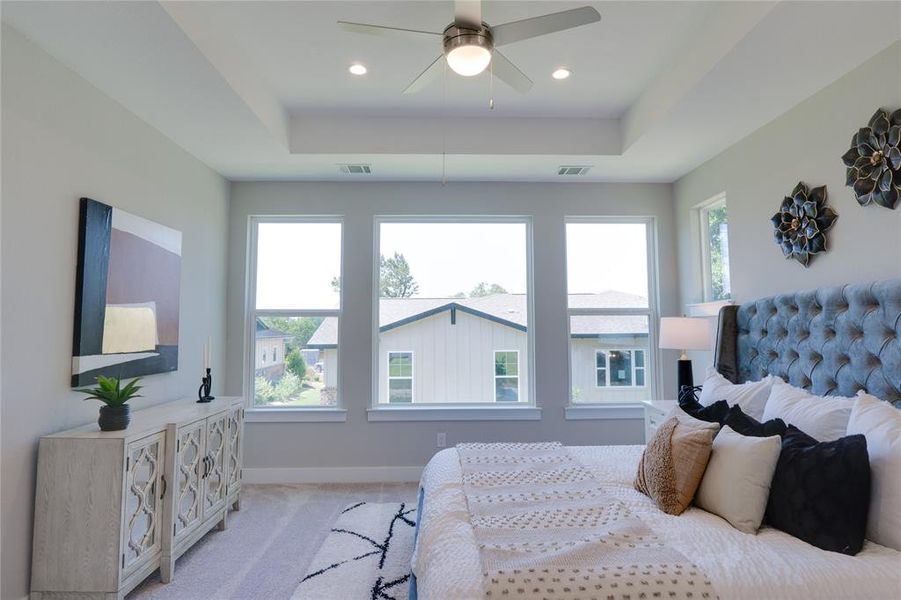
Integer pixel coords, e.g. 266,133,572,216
413,445,901,600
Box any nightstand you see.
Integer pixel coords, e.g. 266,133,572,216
641,400,678,443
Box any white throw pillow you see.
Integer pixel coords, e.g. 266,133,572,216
697,367,777,420
846,393,901,550
695,426,782,534
761,380,855,441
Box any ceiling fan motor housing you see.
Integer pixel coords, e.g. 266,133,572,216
442,22,494,56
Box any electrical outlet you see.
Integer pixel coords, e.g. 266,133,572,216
436,432,447,448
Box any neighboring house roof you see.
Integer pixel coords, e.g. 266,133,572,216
255,318,292,340
305,291,649,348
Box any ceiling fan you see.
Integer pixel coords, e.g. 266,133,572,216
338,1,601,94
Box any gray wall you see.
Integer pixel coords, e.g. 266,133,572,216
1,26,230,600
675,42,901,378
226,181,680,473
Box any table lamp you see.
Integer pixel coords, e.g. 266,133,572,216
658,317,713,399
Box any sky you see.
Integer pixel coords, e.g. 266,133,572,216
255,221,649,310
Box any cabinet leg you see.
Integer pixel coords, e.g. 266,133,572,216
218,511,228,531
232,495,241,511
161,553,175,583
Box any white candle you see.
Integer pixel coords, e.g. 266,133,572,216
205,337,211,371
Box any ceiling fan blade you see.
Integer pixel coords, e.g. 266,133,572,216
490,49,533,94
337,21,441,41
455,0,482,28
491,6,601,46
403,55,446,94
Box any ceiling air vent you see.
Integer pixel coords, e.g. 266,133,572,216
338,163,372,175
557,165,591,176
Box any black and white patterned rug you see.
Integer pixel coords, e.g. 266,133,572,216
293,501,417,600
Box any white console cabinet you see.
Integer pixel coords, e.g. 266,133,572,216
30,397,244,599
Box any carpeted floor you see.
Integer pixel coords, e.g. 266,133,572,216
128,482,419,600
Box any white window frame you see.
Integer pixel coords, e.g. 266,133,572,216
243,216,346,422
594,349,647,389
564,217,660,419
387,351,415,404
698,193,731,302
493,350,520,402
368,216,540,421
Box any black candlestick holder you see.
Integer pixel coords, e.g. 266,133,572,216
197,368,215,403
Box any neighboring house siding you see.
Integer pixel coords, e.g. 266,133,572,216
322,348,339,389
377,310,529,404
570,336,651,403
255,337,287,379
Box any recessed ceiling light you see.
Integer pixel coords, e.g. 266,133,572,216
349,63,367,76
552,67,571,80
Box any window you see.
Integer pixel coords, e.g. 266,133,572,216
375,219,531,406
566,220,656,404
494,351,519,402
248,219,341,408
699,195,731,301
388,352,414,403
595,349,646,387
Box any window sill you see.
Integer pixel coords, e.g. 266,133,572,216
565,404,644,420
367,406,542,422
245,408,347,423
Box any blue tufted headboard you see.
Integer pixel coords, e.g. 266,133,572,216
714,279,901,407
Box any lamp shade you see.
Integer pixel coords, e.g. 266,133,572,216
658,317,713,351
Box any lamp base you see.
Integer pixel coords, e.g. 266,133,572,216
677,359,694,401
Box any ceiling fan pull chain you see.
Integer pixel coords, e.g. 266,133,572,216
489,58,495,110
442,58,447,186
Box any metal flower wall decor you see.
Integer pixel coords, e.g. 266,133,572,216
842,108,901,209
772,183,838,267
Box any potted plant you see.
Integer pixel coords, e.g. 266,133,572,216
76,375,143,431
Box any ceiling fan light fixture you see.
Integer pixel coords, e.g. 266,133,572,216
552,67,571,80
348,63,368,75
446,44,492,76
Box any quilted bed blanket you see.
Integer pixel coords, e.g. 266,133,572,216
456,442,715,599
413,445,900,600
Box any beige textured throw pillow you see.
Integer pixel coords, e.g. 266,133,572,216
695,425,782,533
635,414,720,515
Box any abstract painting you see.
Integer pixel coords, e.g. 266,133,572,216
72,198,181,386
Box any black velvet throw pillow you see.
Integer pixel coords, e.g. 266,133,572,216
765,426,870,555
723,405,787,437
679,398,729,424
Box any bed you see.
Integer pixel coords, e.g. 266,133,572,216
409,279,901,599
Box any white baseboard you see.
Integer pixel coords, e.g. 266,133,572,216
243,465,423,484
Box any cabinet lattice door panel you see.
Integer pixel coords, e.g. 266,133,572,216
203,413,228,515
173,420,205,540
123,432,165,575
226,407,243,496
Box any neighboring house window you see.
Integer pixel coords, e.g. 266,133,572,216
375,219,532,406
595,351,607,387
248,219,341,408
494,351,519,402
566,219,657,404
388,352,414,403
699,194,731,301
595,349,646,387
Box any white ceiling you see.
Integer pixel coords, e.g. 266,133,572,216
3,1,900,182
169,1,714,118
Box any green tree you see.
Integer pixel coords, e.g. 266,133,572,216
331,254,419,298
706,205,731,301
285,348,307,377
469,282,507,297
379,252,419,298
